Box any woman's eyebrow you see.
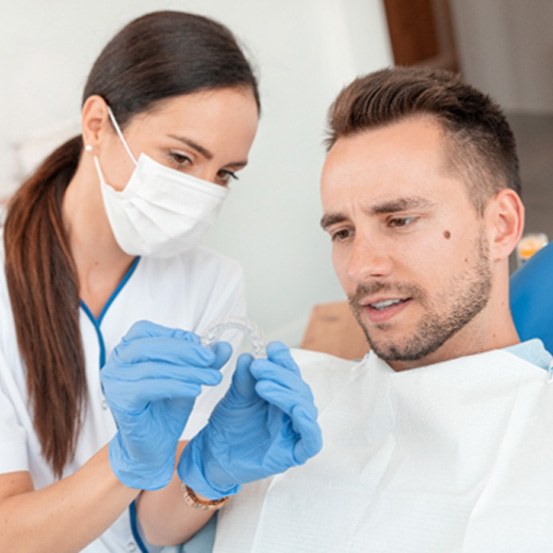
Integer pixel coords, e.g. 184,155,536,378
167,134,214,159
167,134,248,168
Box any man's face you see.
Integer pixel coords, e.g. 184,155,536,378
320,116,494,370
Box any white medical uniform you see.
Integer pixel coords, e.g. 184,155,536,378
214,345,553,553
0,243,246,553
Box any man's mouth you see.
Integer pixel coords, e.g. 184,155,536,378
359,296,412,324
368,298,409,311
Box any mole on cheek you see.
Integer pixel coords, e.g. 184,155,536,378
443,230,451,239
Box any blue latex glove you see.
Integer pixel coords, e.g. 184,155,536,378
101,320,231,491
177,341,322,499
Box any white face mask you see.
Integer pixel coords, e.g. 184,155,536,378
92,107,229,258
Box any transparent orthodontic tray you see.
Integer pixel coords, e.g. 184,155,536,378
200,316,266,358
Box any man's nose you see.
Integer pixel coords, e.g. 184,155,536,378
346,234,393,283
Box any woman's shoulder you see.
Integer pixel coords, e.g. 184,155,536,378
140,246,244,283
126,247,246,331
178,245,242,272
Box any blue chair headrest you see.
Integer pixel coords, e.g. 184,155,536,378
510,242,553,352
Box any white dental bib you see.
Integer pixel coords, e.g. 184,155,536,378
214,348,553,553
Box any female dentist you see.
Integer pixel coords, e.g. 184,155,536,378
0,10,321,553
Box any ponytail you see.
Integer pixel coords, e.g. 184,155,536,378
4,136,87,478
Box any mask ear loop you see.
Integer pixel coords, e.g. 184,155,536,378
92,156,108,186
107,106,138,166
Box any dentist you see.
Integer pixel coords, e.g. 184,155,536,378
0,10,320,553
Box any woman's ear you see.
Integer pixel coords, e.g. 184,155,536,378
485,188,525,261
81,95,111,152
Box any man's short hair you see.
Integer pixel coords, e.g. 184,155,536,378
326,67,521,213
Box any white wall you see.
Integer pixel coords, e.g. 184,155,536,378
0,0,393,344
450,0,553,113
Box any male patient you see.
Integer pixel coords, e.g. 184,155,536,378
210,67,553,552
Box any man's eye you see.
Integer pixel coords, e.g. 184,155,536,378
331,228,353,242
388,216,417,228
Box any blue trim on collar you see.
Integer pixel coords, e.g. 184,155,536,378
129,500,150,553
80,258,144,550
79,257,140,368
505,338,552,371
97,257,140,326
79,300,107,368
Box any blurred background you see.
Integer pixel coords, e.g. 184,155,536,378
1,0,551,346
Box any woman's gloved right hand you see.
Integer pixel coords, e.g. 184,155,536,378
100,320,231,491
177,341,322,499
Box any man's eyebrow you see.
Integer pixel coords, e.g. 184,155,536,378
320,213,348,230
320,196,435,230
370,196,435,214
167,134,248,168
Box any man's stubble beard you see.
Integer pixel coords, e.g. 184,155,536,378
349,233,492,363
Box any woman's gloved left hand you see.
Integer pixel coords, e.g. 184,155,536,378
101,320,231,491
177,341,322,499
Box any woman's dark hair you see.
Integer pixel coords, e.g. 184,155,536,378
3,10,260,477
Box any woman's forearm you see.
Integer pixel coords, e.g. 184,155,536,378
0,446,139,553
137,471,215,546
136,442,215,546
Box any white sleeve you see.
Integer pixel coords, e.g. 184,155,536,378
0,361,30,473
0,255,30,474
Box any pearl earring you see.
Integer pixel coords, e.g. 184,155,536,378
85,144,93,153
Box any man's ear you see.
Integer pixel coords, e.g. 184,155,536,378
81,95,111,152
485,188,525,261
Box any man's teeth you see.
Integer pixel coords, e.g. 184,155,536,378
371,299,403,310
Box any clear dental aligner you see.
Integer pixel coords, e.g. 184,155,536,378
201,316,266,358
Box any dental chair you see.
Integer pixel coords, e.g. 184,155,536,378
510,242,553,352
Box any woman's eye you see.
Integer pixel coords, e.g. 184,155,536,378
169,152,192,167
217,170,239,186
